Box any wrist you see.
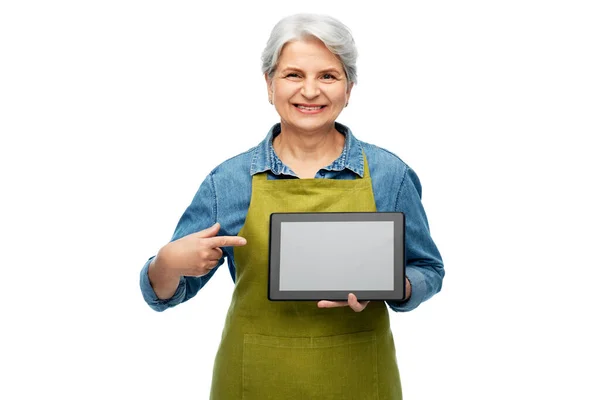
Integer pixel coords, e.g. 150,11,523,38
150,249,180,282
403,276,412,302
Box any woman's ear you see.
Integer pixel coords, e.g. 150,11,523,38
345,82,354,106
265,73,273,93
265,73,274,104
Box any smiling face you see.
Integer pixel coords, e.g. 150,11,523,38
266,37,353,135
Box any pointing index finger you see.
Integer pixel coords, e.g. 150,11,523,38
207,235,247,248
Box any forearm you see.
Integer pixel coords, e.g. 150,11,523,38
148,257,181,300
139,173,225,311
140,254,224,311
140,256,187,312
387,166,445,312
387,263,444,312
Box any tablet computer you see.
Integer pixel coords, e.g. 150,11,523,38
269,212,405,301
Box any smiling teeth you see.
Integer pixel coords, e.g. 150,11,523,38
297,105,323,110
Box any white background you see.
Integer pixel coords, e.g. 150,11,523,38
1,1,599,399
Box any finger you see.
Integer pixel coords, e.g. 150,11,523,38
189,259,220,277
317,300,348,308
202,247,223,261
348,293,360,312
214,246,223,259
348,293,369,312
350,302,369,312
207,235,247,248
201,259,220,272
194,222,221,239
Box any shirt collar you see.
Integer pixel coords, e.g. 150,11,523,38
249,122,365,177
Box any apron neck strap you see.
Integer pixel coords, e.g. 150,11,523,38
362,150,371,179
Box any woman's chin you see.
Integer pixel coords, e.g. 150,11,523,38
284,117,334,133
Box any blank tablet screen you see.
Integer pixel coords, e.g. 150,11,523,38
280,221,394,290
269,212,405,301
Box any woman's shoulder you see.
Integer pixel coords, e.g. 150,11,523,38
358,140,423,201
210,128,273,178
210,146,256,177
359,140,410,175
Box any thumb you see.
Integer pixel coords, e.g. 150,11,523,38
195,222,220,238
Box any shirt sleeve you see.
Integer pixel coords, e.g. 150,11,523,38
139,172,225,312
386,167,445,312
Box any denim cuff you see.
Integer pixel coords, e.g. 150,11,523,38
386,267,427,312
139,257,186,312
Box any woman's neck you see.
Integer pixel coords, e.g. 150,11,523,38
273,123,345,164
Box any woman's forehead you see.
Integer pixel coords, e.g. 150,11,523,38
277,39,343,71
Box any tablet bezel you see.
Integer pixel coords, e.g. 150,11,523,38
268,212,405,302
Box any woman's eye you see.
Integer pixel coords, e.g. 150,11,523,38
286,73,300,78
322,73,336,80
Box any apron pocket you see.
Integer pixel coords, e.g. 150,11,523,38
242,330,378,400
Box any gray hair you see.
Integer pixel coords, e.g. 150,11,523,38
261,14,358,85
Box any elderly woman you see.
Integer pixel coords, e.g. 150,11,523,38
140,13,444,400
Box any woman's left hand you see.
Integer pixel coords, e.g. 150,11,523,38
317,293,369,312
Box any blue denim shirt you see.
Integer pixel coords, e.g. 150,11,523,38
140,122,444,312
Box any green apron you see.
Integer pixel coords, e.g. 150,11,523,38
210,153,402,400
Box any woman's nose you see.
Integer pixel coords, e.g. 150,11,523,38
300,79,320,99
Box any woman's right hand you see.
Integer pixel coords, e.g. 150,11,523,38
148,222,246,299
154,222,247,277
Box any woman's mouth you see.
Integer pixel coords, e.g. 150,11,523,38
294,104,326,114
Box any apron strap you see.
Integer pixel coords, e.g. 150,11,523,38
362,150,371,179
